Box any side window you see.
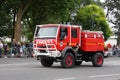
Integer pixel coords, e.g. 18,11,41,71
60,27,67,40
72,29,77,38
61,28,67,35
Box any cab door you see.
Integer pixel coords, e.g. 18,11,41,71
57,26,70,50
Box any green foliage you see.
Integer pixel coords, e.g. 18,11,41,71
22,26,33,41
0,0,111,41
0,0,13,36
74,4,112,40
24,0,81,33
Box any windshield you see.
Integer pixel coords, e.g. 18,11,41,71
35,27,58,38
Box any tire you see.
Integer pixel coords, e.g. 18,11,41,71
75,61,82,66
92,53,104,67
40,57,54,67
61,52,74,68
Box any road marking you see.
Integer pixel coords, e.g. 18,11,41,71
55,77,75,80
88,74,120,78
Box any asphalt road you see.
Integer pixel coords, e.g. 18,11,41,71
0,57,120,80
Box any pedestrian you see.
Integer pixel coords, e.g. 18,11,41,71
118,44,120,57
0,40,3,58
21,42,26,57
112,45,115,55
16,41,21,57
29,41,33,57
26,40,33,57
112,45,119,56
11,39,17,56
3,43,9,58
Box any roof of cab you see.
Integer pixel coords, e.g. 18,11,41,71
36,24,82,29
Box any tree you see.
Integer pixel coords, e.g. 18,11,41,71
0,0,4,5
12,0,32,42
0,0,32,42
0,0,12,37
0,0,82,41
74,4,112,40
104,0,120,45
1,0,109,41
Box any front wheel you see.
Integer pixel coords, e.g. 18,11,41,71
92,53,104,67
61,52,74,68
40,57,54,67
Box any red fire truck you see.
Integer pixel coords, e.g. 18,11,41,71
33,24,104,68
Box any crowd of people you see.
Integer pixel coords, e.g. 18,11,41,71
105,43,120,57
0,38,120,58
112,44,120,56
0,39,33,58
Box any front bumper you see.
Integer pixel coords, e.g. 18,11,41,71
34,49,61,58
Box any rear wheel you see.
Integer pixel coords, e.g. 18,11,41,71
61,52,74,68
92,53,104,67
40,57,54,67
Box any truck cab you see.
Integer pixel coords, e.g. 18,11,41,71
34,24,81,57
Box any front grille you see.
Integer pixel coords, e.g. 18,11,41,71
37,46,46,48
37,45,52,48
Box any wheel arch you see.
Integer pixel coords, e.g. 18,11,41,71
61,46,75,58
96,51,104,56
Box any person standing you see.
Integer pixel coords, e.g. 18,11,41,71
11,39,17,56
26,40,33,57
0,40,3,58
4,43,9,58
16,41,21,57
